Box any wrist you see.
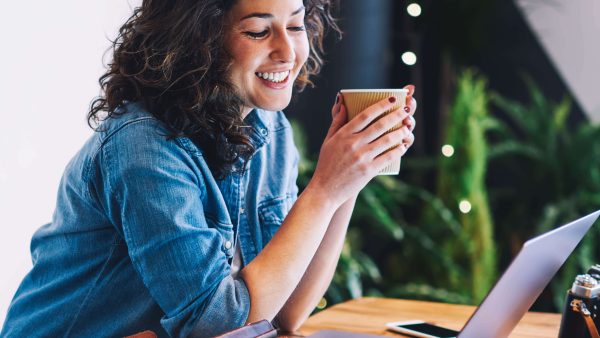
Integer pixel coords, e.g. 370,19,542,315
302,180,342,211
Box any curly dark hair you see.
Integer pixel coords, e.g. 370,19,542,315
88,0,341,178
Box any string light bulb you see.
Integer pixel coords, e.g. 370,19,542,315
441,144,455,157
407,3,422,17
459,200,472,214
401,51,417,66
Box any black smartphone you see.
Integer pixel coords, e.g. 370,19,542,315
386,320,459,338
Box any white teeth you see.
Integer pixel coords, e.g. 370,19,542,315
255,71,290,83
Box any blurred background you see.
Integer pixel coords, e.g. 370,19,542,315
286,0,600,313
1,0,600,324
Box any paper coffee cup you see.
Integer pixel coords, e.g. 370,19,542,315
340,89,409,175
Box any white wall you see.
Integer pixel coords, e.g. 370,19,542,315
0,0,139,324
516,0,600,122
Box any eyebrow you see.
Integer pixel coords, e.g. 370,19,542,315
240,6,306,21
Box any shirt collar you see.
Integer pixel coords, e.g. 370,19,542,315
243,108,271,152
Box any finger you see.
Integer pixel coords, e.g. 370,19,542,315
365,127,409,159
403,97,417,114
345,96,399,133
335,93,346,119
325,102,348,139
404,84,415,107
403,115,416,132
373,144,406,172
338,91,345,106
359,108,409,145
331,93,341,118
401,131,415,150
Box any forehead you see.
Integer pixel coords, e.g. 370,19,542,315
228,0,305,20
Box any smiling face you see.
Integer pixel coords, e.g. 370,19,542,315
225,0,310,117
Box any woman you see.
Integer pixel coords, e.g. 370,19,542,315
1,0,416,337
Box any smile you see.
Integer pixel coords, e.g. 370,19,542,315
255,70,291,83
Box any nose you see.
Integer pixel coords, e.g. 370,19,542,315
270,31,295,64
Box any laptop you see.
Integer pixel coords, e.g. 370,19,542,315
454,210,600,337
314,210,600,338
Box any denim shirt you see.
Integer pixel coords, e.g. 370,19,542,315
1,103,299,338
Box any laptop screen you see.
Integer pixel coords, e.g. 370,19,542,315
458,211,600,338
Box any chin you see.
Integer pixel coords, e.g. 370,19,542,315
255,98,292,112
260,104,289,112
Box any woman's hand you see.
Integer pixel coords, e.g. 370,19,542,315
307,86,417,208
403,84,417,133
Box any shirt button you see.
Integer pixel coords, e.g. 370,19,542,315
260,128,268,136
225,241,232,249
240,207,245,214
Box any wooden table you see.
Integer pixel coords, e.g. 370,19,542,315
299,298,561,337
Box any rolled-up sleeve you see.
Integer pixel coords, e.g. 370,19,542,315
100,120,250,337
166,276,250,337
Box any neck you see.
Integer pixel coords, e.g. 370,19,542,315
242,106,253,119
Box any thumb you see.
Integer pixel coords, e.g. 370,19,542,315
325,103,347,140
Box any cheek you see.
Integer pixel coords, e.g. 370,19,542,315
297,36,310,64
230,56,260,88
227,37,260,73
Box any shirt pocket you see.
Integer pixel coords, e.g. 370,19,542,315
258,195,294,244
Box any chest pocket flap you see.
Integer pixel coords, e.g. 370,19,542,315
258,196,294,245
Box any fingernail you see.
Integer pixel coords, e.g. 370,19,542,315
335,93,340,104
389,96,396,103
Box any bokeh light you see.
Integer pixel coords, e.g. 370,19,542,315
441,144,455,157
459,200,472,214
407,3,422,17
401,51,417,66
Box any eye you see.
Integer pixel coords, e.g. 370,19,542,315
288,26,306,32
243,30,269,39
